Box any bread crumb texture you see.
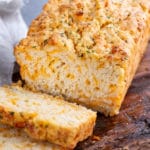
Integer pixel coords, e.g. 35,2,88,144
15,0,150,116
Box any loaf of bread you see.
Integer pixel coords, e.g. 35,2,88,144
0,124,64,150
15,0,150,116
0,85,96,149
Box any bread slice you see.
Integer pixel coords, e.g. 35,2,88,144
0,85,96,149
15,0,150,116
0,124,64,150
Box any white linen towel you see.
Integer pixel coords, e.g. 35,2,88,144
0,0,27,85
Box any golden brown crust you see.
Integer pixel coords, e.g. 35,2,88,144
122,14,150,107
15,0,150,58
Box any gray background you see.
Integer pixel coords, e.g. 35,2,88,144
21,0,47,26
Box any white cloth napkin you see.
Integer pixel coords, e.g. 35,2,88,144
0,0,27,85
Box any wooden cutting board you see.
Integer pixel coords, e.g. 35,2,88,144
75,41,150,150
12,41,150,150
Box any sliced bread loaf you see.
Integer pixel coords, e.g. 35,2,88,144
15,0,150,116
0,85,96,149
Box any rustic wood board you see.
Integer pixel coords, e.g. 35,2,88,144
12,42,150,150
75,41,150,150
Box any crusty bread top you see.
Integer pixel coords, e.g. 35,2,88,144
0,124,63,150
15,0,150,60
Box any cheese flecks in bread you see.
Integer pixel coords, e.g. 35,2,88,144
0,124,64,150
0,85,96,149
15,0,150,116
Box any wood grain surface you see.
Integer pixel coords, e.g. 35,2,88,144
12,41,150,150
